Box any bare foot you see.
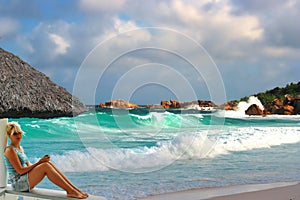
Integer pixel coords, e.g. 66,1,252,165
67,193,87,199
77,189,89,198
67,189,88,199
81,192,89,198
73,187,89,198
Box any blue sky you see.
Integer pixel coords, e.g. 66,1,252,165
1,0,299,105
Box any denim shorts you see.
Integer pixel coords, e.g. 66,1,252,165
11,173,30,192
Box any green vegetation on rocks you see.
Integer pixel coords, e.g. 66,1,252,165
241,82,300,105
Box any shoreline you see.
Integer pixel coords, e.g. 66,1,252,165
138,182,300,200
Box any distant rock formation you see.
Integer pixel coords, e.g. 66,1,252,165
98,95,300,116
100,99,140,109
221,101,238,110
198,100,217,108
97,86,300,116
160,100,171,108
100,99,218,110
148,100,216,109
170,100,181,108
245,104,264,116
241,82,300,115
225,93,300,115
0,48,87,118
293,95,300,114
264,94,300,115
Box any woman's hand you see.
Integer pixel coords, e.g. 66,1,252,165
38,155,50,164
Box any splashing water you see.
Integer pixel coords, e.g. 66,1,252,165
13,105,300,200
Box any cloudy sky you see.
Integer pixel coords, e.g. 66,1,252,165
1,0,299,105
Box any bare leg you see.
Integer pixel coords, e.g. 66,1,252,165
48,162,88,197
28,162,87,199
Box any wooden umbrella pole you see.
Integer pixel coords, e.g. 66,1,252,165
0,118,8,188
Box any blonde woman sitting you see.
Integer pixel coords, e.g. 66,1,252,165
4,122,88,199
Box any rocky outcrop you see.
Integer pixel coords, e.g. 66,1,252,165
245,104,264,116
159,100,181,108
220,101,238,110
293,95,300,114
180,101,198,108
100,99,140,109
98,95,300,115
264,94,300,115
283,105,294,115
170,100,180,108
148,100,217,109
198,100,217,108
264,99,282,114
146,104,164,109
161,100,171,108
244,94,300,116
0,48,87,118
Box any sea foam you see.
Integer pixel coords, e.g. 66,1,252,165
50,126,300,173
219,96,264,118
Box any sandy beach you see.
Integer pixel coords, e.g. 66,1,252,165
139,182,300,200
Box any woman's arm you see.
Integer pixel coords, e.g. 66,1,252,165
5,147,49,175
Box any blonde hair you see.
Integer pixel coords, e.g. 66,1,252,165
5,122,25,146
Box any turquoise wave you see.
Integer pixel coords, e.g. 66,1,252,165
7,109,300,174
12,109,300,141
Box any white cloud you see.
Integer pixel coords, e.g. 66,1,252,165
92,18,152,52
172,0,263,41
3,0,299,103
17,21,75,62
171,0,203,25
214,14,263,41
114,18,138,33
49,33,70,55
123,0,263,60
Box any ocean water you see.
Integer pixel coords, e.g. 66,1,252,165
11,103,300,200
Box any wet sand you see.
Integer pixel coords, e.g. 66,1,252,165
139,182,300,200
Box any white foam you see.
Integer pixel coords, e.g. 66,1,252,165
50,132,212,172
210,126,300,156
149,111,170,121
219,96,264,118
184,104,201,110
130,113,152,120
24,124,40,129
238,96,264,111
51,151,110,172
49,126,300,173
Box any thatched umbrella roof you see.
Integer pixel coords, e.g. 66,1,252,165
0,48,87,118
